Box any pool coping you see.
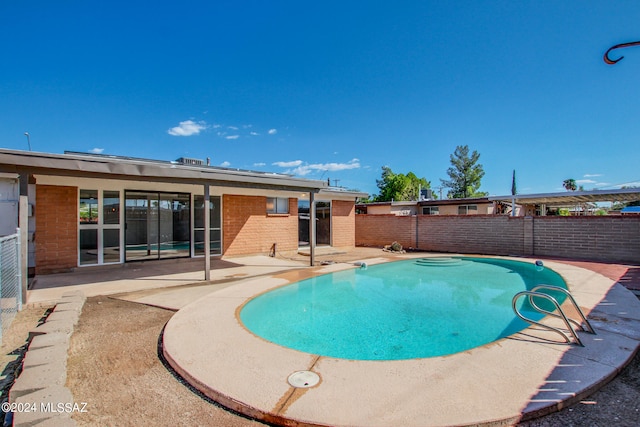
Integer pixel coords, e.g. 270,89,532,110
162,254,640,427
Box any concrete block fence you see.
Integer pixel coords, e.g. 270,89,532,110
356,214,640,264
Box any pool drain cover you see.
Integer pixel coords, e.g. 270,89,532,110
287,371,320,388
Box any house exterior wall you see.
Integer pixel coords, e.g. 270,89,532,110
420,202,494,215
356,214,640,264
30,180,359,272
223,195,298,256
331,200,356,248
35,185,78,274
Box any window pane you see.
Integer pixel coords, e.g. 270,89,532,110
103,229,120,263
79,229,98,265
103,191,120,224
277,198,289,214
266,198,276,213
79,189,98,224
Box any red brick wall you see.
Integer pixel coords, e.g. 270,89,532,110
356,214,416,249
533,216,640,263
35,185,78,273
356,214,640,264
223,195,298,256
331,200,356,248
417,215,525,256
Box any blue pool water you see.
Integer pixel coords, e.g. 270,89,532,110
240,257,567,360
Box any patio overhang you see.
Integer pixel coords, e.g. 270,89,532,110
0,149,327,193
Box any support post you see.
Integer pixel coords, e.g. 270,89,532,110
204,184,211,281
18,173,29,305
309,191,316,267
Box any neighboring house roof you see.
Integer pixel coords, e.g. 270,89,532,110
0,149,332,193
489,189,640,207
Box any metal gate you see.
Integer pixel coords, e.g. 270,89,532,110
0,229,22,344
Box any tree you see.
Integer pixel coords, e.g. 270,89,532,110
440,145,487,198
511,170,517,196
375,166,431,202
563,178,577,191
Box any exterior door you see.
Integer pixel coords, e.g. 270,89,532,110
298,200,331,247
124,191,190,261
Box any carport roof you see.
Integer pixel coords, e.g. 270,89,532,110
489,188,640,207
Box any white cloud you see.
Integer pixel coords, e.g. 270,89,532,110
249,132,259,136
286,159,361,176
225,135,240,140
90,148,104,154
268,129,277,135
273,160,303,167
583,174,602,178
228,126,239,130
167,120,207,136
576,179,596,185
253,162,266,167
220,161,231,167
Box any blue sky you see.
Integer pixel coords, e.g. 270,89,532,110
2,1,640,197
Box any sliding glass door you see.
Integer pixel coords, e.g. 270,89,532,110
298,200,331,247
125,191,190,261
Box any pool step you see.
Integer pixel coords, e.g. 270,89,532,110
415,257,468,267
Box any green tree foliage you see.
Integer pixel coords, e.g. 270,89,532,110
563,178,577,191
375,166,431,201
440,145,487,198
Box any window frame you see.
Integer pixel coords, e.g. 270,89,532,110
267,197,290,215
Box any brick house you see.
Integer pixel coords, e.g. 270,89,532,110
0,149,365,275
357,197,501,216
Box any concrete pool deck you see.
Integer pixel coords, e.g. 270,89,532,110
162,255,640,427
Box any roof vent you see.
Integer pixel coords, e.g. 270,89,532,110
175,157,204,166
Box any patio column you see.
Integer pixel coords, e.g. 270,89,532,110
309,191,316,267
204,183,211,281
18,172,28,305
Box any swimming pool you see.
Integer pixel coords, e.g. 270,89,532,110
240,257,567,360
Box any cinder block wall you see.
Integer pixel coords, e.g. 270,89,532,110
35,185,78,273
331,200,356,248
356,214,640,264
533,216,640,263
417,215,526,256
355,214,416,248
223,195,298,256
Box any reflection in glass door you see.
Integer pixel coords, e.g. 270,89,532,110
194,195,222,256
125,191,190,261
